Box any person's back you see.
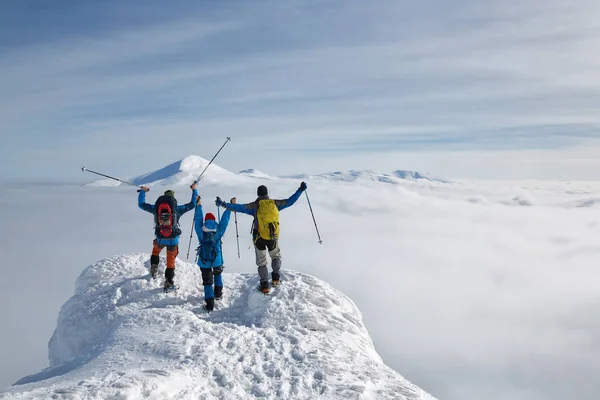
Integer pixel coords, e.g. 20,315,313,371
194,198,231,311
138,184,198,292
216,182,306,293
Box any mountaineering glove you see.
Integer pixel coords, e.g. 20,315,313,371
299,181,307,191
215,197,224,207
190,183,197,190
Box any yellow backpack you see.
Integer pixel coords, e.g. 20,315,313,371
256,199,280,241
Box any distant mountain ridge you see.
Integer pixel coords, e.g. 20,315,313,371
87,155,447,187
283,169,447,184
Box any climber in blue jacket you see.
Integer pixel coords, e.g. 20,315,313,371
194,196,232,311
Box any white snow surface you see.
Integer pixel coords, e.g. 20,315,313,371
3,254,435,400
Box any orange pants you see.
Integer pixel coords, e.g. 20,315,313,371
152,240,178,269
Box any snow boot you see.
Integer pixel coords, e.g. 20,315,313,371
205,298,215,312
259,280,270,294
214,286,223,300
164,281,177,293
150,264,158,279
271,272,280,287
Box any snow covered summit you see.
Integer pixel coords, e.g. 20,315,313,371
3,254,436,400
132,155,236,186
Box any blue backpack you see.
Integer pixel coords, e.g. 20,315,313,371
197,231,218,265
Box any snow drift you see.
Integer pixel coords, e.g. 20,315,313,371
2,254,436,400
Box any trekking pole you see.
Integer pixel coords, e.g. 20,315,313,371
234,212,241,259
81,167,143,189
305,190,323,244
185,137,232,259
193,137,231,185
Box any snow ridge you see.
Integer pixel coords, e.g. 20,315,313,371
3,254,436,400
283,169,446,184
86,155,445,188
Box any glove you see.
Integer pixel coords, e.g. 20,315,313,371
137,186,150,193
190,182,197,190
215,196,224,207
299,181,307,192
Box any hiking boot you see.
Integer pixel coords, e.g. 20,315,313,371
214,286,223,300
163,281,177,293
150,264,158,279
272,279,280,287
205,298,215,311
259,281,270,294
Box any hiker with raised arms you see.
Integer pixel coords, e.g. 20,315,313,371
194,196,232,312
138,183,198,292
216,182,307,293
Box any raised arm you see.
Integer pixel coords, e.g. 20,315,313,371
138,187,154,214
193,201,204,241
216,197,256,216
275,182,306,211
216,209,232,240
177,184,198,215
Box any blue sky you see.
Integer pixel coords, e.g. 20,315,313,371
2,0,600,181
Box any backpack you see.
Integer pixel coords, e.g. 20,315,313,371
197,231,219,265
256,199,280,241
154,195,179,238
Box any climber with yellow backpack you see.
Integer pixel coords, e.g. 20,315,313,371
215,182,307,293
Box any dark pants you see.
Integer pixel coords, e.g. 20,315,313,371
201,266,223,299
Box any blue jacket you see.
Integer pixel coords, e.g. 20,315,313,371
221,188,302,239
138,189,198,245
194,205,231,268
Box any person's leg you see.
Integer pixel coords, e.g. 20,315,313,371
201,267,215,310
213,266,223,299
267,240,282,283
150,240,162,278
164,244,178,288
254,239,270,291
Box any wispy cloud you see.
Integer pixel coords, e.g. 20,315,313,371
2,0,600,180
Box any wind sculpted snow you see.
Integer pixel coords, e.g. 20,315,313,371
2,254,436,400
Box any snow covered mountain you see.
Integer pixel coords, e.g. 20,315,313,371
282,169,445,184
3,254,436,400
237,168,276,180
132,155,237,186
86,155,444,188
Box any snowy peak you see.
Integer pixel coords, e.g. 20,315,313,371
5,254,436,400
391,170,442,181
237,169,276,180
132,155,234,186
